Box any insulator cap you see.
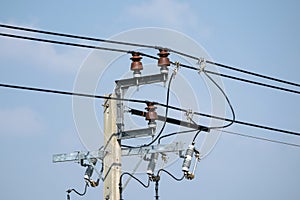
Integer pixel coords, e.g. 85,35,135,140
130,52,143,77
157,49,170,67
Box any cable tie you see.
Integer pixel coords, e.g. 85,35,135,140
197,58,206,74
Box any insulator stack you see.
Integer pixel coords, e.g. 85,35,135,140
157,49,170,74
145,102,158,127
130,52,143,77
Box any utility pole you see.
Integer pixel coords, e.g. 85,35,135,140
103,95,121,200
52,50,208,200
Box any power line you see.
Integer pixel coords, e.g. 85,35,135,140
156,103,300,137
0,32,130,53
169,49,300,88
0,23,158,49
0,83,148,104
205,70,300,95
221,130,300,148
1,82,299,137
1,23,299,89
1,32,299,96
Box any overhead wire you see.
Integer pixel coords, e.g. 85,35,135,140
0,31,299,95
0,32,130,53
220,130,300,148
1,23,299,89
0,23,158,49
203,71,236,129
1,82,299,137
168,48,300,88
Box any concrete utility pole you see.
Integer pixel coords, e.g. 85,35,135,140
103,95,121,200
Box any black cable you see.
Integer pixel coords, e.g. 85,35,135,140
0,23,159,49
168,48,300,88
121,72,175,148
2,23,299,89
1,82,299,136
206,60,300,88
143,72,174,147
1,31,299,96
158,130,198,144
192,130,202,144
168,62,300,95
154,102,300,136
0,83,150,104
205,69,300,95
221,130,300,148
0,32,131,53
119,172,150,200
157,169,185,182
203,71,236,129
66,183,88,200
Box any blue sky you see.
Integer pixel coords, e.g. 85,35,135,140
0,1,300,200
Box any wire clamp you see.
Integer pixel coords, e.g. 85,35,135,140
197,58,206,74
185,109,194,123
172,61,181,78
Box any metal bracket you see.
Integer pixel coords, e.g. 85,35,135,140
120,127,155,140
53,142,184,163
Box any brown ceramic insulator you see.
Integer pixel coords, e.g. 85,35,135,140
130,52,143,71
145,102,158,121
157,49,170,67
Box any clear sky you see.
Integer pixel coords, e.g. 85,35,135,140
0,0,300,200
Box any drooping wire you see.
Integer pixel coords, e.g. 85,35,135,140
203,71,236,129
66,183,88,200
121,71,175,148
119,172,150,200
158,129,199,144
157,169,185,182
192,130,202,144
152,169,185,200
1,82,299,137
143,72,175,147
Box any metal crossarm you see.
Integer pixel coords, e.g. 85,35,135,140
52,150,107,163
52,142,184,163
